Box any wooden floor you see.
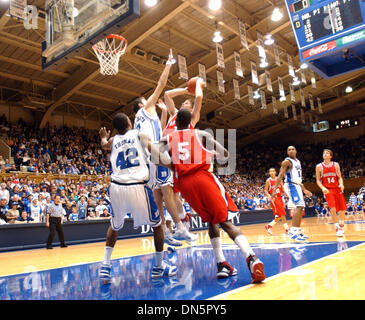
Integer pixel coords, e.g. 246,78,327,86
0,215,364,300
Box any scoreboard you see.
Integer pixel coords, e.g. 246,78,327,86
285,0,365,78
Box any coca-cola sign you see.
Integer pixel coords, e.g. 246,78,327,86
302,40,337,59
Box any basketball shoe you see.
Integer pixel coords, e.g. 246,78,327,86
246,255,266,283
164,233,183,246
173,227,198,242
99,263,112,282
151,261,178,278
265,224,273,235
217,261,238,278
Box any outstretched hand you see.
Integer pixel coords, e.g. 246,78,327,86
99,127,110,140
156,99,167,111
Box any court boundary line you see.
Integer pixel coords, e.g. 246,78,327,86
207,241,365,300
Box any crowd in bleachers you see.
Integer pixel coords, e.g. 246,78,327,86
0,173,112,225
0,115,364,224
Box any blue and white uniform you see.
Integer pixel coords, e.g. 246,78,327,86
283,157,305,209
134,108,173,190
109,129,160,231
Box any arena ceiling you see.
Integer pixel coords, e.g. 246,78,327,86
0,0,365,145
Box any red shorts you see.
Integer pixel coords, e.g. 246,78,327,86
324,188,347,211
176,170,238,224
271,197,286,217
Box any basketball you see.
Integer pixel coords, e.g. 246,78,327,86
187,77,204,94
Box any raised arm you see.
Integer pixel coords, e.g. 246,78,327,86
156,99,168,131
144,49,174,115
164,87,190,116
191,77,205,127
99,127,113,151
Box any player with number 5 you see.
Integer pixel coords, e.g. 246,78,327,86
316,149,347,237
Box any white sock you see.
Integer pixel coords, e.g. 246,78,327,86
103,246,113,265
162,223,171,236
178,210,186,220
269,220,277,227
210,237,226,263
176,221,185,231
234,235,255,258
284,223,289,230
155,251,163,267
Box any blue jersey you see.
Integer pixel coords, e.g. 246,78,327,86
78,201,87,220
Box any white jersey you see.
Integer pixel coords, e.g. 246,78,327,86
110,130,149,184
30,204,42,222
134,108,162,143
284,157,303,185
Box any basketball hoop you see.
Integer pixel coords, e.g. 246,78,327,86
92,34,128,76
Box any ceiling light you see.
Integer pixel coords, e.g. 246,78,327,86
280,96,286,102
259,59,269,68
253,90,261,99
145,0,158,7
345,86,353,93
209,0,222,11
300,63,308,69
264,34,275,46
271,8,283,22
73,7,79,18
293,77,301,86
212,30,223,43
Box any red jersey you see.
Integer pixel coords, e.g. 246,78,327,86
268,177,283,196
163,112,194,136
320,162,340,189
167,129,212,179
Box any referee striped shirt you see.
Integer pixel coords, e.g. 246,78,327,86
47,203,64,218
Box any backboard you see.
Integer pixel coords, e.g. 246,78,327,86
42,0,140,70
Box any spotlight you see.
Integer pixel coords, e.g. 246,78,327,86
212,30,223,43
209,0,222,11
293,77,301,86
271,8,283,22
253,90,261,99
145,0,158,7
259,59,269,68
264,34,275,46
73,7,79,18
345,86,353,93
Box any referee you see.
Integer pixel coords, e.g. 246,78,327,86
46,195,68,249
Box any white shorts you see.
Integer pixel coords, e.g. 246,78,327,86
109,182,161,231
284,183,305,209
147,163,173,191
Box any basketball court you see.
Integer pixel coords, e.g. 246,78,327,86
0,216,364,300
0,0,364,303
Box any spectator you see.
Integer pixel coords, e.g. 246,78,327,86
95,198,108,217
15,210,34,223
0,197,8,224
6,202,19,224
29,198,43,223
78,196,87,220
0,182,10,204
68,205,79,221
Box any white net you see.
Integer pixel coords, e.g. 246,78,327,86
92,34,127,75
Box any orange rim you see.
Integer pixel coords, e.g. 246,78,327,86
92,34,128,54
